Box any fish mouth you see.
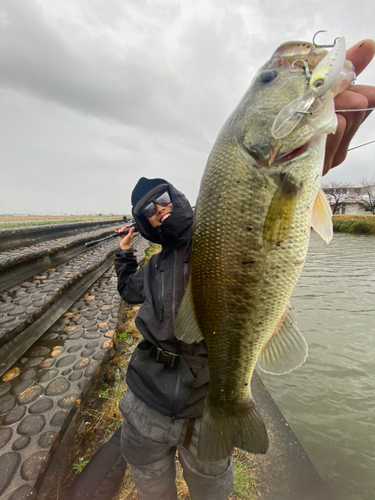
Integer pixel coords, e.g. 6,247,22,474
245,140,310,167
273,143,310,165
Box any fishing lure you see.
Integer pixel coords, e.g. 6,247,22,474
272,36,350,139
309,36,347,96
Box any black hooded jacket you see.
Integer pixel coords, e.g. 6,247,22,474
114,180,208,419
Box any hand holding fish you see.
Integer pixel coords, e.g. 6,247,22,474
324,39,375,174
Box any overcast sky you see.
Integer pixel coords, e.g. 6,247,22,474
1,0,374,215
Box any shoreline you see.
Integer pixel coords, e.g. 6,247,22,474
332,214,375,235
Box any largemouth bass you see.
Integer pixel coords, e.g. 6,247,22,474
176,38,355,462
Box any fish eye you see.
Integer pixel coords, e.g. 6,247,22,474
312,78,324,89
258,70,277,84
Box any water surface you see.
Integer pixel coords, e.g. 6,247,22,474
260,231,375,500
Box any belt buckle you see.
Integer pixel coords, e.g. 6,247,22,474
169,352,179,368
155,347,164,363
155,348,179,368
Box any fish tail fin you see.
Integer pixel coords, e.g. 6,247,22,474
197,398,268,462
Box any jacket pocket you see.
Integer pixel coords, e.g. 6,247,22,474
133,340,153,362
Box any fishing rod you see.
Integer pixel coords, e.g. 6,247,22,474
85,220,138,248
348,139,375,152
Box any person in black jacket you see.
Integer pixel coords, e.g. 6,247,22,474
114,177,233,500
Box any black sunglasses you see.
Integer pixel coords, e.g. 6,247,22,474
141,191,171,218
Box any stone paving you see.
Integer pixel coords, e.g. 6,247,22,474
0,238,120,348
0,233,149,499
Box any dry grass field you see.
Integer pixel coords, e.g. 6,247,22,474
0,215,125,229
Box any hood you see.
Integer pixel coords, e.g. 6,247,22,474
131,178,193,247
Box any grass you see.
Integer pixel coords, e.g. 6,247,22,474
0,218,87,229
72,457,90,474
85,379,127,434
232,450,258,500
143,243,161,264
332,214,375,235
113,468,139,500
99,387,110,398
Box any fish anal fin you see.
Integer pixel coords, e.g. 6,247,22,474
175,279,204,344
197,398,268,461
311,187,333,243
263,176,300,248
257,303,308,375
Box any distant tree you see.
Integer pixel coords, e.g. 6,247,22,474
354,177,375,214
322,181,353,214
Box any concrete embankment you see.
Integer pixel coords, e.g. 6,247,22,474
252,372,334,500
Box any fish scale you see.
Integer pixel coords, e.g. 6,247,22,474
176,38,355,462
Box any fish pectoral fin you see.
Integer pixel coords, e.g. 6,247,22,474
197,398,268,461
257,303,308,375
311,187,333,243
263,176,300,248
175,279,204,344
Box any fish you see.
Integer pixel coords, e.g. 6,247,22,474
175,37,355,462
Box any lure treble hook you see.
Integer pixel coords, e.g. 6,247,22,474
312,30,337,49
304,31,339,79
272,35,348,139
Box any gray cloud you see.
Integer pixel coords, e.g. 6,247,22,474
1,0,374,214
1,1,210,145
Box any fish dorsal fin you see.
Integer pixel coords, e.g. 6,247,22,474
311,187,333,243
175,279,204,344
257,303,308,375
263,175,301,249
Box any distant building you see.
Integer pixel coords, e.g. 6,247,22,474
323,184,375,215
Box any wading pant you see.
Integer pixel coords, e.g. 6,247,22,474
119,388,233,500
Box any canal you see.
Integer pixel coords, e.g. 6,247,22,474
260,231,375,500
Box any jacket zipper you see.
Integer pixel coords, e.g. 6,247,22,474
160,271,164,322
172,249,178,327
171,248,180,422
